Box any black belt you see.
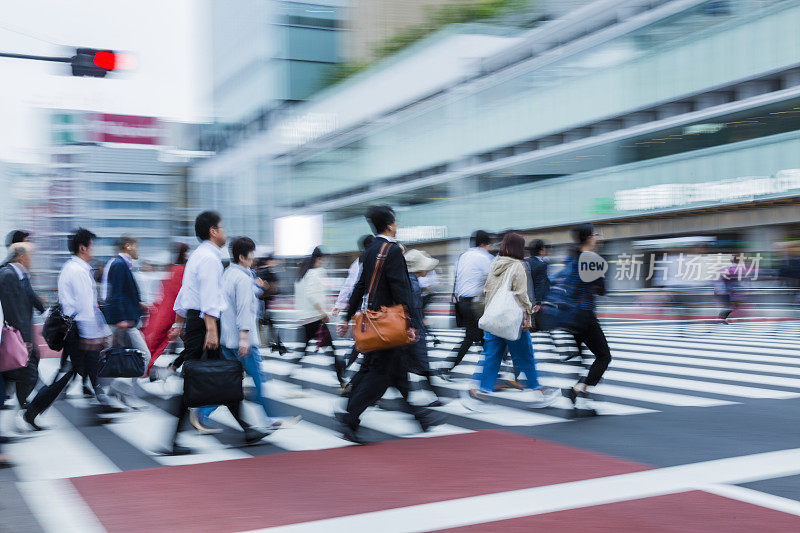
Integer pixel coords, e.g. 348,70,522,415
457,296,477,302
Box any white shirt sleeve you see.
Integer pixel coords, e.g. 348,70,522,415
198,254,224,318
334,260,361,311
173,286,187,318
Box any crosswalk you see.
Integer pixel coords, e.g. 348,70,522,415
4,321,800,483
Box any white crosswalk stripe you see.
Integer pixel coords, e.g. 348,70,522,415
5,322,800,482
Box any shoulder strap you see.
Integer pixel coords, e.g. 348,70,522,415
362,241,393,311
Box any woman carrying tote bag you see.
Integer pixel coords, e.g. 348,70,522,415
465,232,559,410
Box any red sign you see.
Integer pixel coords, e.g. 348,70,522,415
87,114,161,145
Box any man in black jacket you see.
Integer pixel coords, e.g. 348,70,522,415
336,206,445,443
525,239,550,332
0,242,44,410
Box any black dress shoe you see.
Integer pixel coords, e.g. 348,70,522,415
82,386,94,399
0,436,12,444
341,427,367,445
21,411,47,432
99,403,124,414
244,429,269,444
420,411,448,432
0,458,13,469
167,445,192,456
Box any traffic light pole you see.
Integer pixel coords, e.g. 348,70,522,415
0,51,72,63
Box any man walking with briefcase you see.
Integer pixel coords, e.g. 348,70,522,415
336,205,446,444
166,211,267,455
102,235,150,407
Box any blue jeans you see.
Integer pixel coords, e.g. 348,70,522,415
474,331,540,393
197,346,273,423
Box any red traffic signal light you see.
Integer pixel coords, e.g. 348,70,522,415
92,50,116,70
71,48,129,77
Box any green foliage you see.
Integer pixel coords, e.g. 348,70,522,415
319,0,534,91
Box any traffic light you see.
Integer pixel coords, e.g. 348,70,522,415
71,48,117,77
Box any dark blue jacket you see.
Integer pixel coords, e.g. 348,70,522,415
525,256,551,305
105,255,142,325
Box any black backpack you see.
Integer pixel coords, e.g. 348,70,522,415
42,303,76,351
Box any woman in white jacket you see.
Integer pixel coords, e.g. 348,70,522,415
293,247,345,388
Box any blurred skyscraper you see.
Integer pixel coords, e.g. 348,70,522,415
35,111,184,291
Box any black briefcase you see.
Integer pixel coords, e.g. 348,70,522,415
182,352,244,408
98,347,146,378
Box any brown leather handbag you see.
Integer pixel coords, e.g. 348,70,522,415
353,242,414,353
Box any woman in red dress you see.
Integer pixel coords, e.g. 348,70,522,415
143,243,189,375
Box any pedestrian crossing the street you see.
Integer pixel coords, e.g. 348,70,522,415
4,321,800,484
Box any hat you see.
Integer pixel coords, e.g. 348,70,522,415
404,249,439,273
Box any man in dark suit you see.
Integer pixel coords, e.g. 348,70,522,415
104,235,150,398
336,205,445,443
525,239,551,332
0,242,44,409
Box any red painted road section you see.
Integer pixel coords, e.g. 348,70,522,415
442,490,800,532
70,430,651,533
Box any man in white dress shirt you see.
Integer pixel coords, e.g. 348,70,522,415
165,211,267,455
22,228,120,430
447,230,494,375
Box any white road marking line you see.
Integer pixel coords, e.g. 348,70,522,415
16,478,106,533
702,483,800,517
4,408,119,481
245,447,800,533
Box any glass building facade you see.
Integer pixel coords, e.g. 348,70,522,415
275,0,800,259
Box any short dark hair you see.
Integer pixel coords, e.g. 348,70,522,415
116,234,138,252
366,205,395,234
471,230,490,248
173,242,190,265
68,228,97,255
195,211,222,241
499,232,525,260
230,236,256,265
528,239,546,255
6,230,30,248
358,234,375,251
571,223,595,245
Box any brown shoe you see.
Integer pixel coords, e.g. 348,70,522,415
494,379,524,391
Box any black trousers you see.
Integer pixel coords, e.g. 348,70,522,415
342,349,432,430
451,299,484,370
1,348,38,408
570,311,612,387
26,340,102,418
171,311,249,442
298,320,345,386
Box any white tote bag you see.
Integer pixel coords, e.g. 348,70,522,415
478,267,524,341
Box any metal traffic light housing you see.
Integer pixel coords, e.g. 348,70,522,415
71,48,116,77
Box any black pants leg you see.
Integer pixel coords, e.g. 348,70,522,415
1,365,38,409
172,313,251,444
342,352,393,430
574,314,612,387
26,340,98,418
345,345,360,369
451,301,482,370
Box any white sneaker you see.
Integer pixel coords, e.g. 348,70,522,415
461,388,491,412
189,409,222,434
529,387,560,409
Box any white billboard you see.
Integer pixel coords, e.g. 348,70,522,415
274,215,323,257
